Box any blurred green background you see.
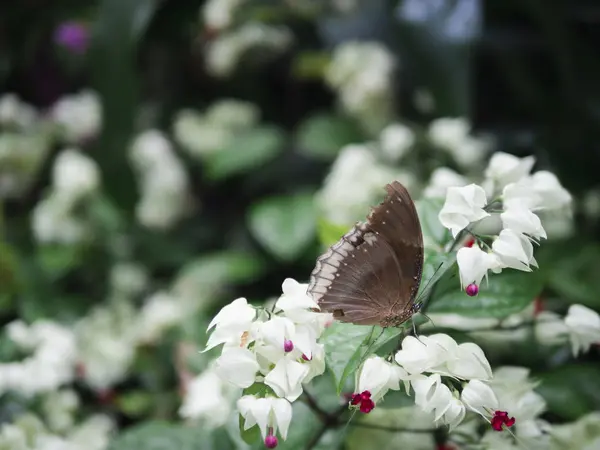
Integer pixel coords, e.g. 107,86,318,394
1,0,600,449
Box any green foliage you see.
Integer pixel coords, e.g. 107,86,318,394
248,192,316,261
537,364,600,421
321,322,404,394
295,113,363,160
205,126,285,180
415,198,450,248
428,269,544,318
316,219,349,248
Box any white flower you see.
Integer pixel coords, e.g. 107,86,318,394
275,278,319,320
109,262,148,297
205,297,256,351
439,184,490,237
355,356,406,403
0,93,37,128
325,41,395,132
379,123,415,161
136,292,186,344
412,374,465,428
302,343,326,384
237,395,292,440
492,229,537,272
31,193,89,244
428,118,469,149
534,311,569,346
395,335,450,375
461,379,499,417
202,0,245,30
179,364,237,427
52,149,100,201
423,167,468,198
564,304,600,356
504,171,572,212
456,246,497,288
485,152,535,189
446,342,493,381
51,90,101,143
501,205,547,241
264,357,309,401
215,347,260,388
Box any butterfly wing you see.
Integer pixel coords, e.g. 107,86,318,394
308,181,424,327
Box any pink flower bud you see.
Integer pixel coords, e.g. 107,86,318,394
283,339,294,352
466,283,479,297
264,434,278,448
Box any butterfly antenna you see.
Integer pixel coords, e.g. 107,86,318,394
416,262,445,309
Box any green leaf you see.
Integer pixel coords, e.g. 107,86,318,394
537,239,600,309
205,126,285,180
172,251,267,297
291,51,331,79
108,421,213,450
321,322,404,394
427,269,543,318
295,113,363,160
537,364,600,421
91,0,160,211
248,193,316,261
415,198,449,249
417,248,456,302
239,414,261,445
0,241,21,295
37,245,82,279
316,219,349,248
115,391,154,418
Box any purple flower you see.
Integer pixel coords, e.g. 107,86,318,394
54,21,89,54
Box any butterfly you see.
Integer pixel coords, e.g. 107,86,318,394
308,181,424,328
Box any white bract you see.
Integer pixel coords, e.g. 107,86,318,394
215,348,260,388
485,152,535,190
52,149,100,201
460,379,499,417
237,395,292,440
379,123,415,162
438,184,490,237
456,246,497,288
564,304,600,356
51,90,101,143
428,118,489,168
355,356,406,403
491,229,537,272
423,167,468,199
501,205,547,241
202,0,245,30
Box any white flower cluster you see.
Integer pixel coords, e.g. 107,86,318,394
203,279,331,446
202,0,246,30
0,94,53,198
0,413,114,450
317,144,415,225
32,148,100,244
173,99,259,158
205,23,292,78
0,320,77,396
129,129,190,230
51,90,102,144
438,152,571,292
325,41,396,133
355,334,492,429
536,304,600,356
428,117,491,170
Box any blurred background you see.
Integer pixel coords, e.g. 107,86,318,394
1,0,600,448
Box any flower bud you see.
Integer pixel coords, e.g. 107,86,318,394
264,434,278,448
466,284,479,297
283,339,294,353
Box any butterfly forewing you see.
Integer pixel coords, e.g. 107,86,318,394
308,181,424,327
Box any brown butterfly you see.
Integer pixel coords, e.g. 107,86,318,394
308,181,424,328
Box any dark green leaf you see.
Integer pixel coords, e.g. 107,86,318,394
317,219,349,248
536,364,600,421
115,391,154,418
108,421,212,450
537,239,600,309
291,51,331,79
37,245,82,279
205,126,285,180
321,322,404,394
248,193,316,261
427,269,543,318
295,113,363,160
415,198,449,249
